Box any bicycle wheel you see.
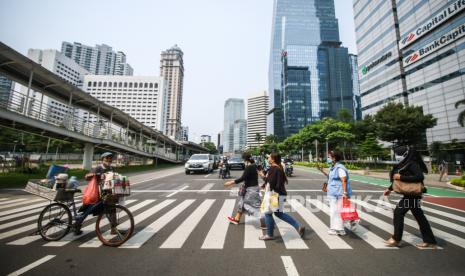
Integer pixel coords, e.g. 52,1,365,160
37,202,72,241
95,204,134,247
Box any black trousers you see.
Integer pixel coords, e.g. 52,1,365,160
393,196,437,244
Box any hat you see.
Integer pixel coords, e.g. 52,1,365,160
100,152,114,159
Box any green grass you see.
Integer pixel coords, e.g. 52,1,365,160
0,163,179,188
450,175,465,187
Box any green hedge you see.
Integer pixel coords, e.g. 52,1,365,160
450,175,465,187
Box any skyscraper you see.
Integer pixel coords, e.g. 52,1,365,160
61,42,133,76
247,91,269,148
224,98,245,154
233,119,247,153
200,135,212,143
160,45,184,140
349,54,362,121
268,0,354,139
181,126,189,141
353,0,465,144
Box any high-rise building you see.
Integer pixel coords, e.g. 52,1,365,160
247,91,269,148
0,75,13,105
349,54,362,120
233,119,247,153
61,42,133,76
268,0,354,140
160,45,184,140
354,0,465,144
224,98,245,153
217,131,223,150
22,49,89,126
181,126,189,141
82,75,167,131
200,135,212,143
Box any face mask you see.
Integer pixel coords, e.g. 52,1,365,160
398,151,408,162
326,157,333,164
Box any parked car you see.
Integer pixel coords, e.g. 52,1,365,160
185,154,214,174
228,155,245,170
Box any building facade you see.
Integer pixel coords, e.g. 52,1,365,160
160,45,184,140
200,135,212,143
22,49,89,126
61,42,133,76
247,91,269,148
82,75,167,131
0,75,13,105
233,119,247,153
268,0,354,140
181,126,189,141
354,0,465,144
223,98,245,153
349,54,362,120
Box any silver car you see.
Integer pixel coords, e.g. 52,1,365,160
185,154,214,174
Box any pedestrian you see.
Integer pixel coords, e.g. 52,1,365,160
383,146,438,249
325,150,353,236
224,152,264,227
438,159,448,182
258,152,305,240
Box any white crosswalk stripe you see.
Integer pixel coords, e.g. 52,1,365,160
372,199,465,233
198,183,215,194
0,198,28,206
0,198,10,202
0,198,45,210
160,199,215,248
307,199,397,249
289,199,352,249
80,199,175,248
384,199,465,223
275,217,308,249
43,199,140,247
0,202,53,222
244,215,266,249
201,199,236,249
353,199,465,249
121,199,196,248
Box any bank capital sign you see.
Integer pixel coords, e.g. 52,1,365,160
400,0,465,49
403,23,465,67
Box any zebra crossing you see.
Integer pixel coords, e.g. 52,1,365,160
0,196,464,251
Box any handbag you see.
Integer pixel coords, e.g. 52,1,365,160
340,198,359,221
238,183,246,196
82,176,100,205
392,163,423,196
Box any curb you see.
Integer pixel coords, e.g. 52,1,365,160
446,182,465,191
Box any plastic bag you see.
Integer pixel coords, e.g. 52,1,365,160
82,177,99,205
260,184,280,214
340,198,359,221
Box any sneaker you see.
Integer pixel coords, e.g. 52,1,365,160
327,229,339,235
337,230,346,236
298,226,305,238
350,220,359,231
227,216,239,225
259,235,275,240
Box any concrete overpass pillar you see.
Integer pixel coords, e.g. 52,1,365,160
83,143,94,170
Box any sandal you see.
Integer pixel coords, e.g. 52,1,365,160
259,235,275,240
416,243,438,249
384,238,400,247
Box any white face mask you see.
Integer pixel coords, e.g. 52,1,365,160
398,151,409,162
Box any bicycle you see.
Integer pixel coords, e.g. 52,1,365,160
26,180,134,247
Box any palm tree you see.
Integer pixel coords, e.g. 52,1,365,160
456,99,465,127
254,133,263,147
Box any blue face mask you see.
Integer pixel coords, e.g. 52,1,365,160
326,157,333,164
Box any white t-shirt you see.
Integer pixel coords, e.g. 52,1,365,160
338,168,347,178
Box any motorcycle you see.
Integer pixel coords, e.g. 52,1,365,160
218,164,230,179
284,162,293,177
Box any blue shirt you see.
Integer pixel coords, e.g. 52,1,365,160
327,162,352,198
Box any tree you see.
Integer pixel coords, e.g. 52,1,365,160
429,141,443,163
265,135,279,144
254,133,263,145
336,108,353,122
455,99,465,127
358,133,385,160
374,102,437,146
200,142,218,154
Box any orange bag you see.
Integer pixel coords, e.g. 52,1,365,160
82,177,99,205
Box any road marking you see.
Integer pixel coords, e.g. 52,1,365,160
201,199,236,249
0,198,45,210
307,199,397,250
130,189,383,193
0,202,83,231
204,174,211,178
0,198,9,202
121,199,195,249
160,199,215,248
7,255,56,276
198,183,215,194
289,199,352,249
0,202,53,220
80,199,175,248
417,200,465,216
275,217,308,249
372,199,465,233
43,199,140,247
353,199,464,248
244,215,266,249
166,185,189,197
0,198,28,206
281,256,300,276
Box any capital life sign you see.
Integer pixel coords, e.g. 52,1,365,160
403,23,465,67
399,0,465,49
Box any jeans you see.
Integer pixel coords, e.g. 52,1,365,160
393,197,437,244
265,211,300,237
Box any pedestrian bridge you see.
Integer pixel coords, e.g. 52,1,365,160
0,42,207,169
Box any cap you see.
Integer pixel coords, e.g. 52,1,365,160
100,152,114,159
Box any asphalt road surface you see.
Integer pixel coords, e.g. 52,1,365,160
1,166,465,276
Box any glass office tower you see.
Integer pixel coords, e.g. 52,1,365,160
268,0,354,139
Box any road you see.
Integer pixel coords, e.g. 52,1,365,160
1,166,465,275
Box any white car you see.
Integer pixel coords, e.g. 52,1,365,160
185,154,214,174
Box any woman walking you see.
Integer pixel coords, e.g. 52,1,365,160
326,150,352,236
384,146,437,248
258,152,305,240
224,152,263,225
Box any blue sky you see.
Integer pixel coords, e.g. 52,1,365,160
0,0,356,144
